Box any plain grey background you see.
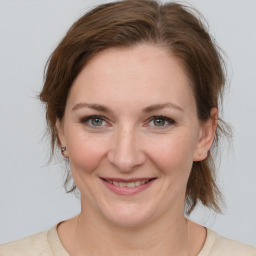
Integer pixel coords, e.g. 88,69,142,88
0,0,255,246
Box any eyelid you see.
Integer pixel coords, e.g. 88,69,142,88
145,116,176,128
80,115,176,129
81,115,105,122
80,115,110,128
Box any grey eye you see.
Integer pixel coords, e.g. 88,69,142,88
153,118,166,126
90,117,104,126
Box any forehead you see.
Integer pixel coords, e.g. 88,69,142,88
67,44,196,113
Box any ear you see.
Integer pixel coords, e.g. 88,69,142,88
56,119,66,148
193,108,218,162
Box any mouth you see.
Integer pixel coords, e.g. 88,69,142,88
100,177,157,195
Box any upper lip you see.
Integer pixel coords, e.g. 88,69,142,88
100,177,156,182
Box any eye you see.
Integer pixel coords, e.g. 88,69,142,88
147,116,176,128
81,115,107,127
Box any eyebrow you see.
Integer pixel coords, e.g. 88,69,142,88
72,102,184,113
72,103,113,114
142,103,184,113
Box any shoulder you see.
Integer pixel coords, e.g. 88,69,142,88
212,234,256,256
201,229,256,256
0,230,52,256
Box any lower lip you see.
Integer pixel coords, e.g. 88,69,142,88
101,179,156,195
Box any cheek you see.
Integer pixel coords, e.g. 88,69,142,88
149,134,197,205
66,128,108,173
148,132,196,176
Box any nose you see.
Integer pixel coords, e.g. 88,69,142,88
107,126,146,172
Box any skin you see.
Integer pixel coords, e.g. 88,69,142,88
57,44,217,256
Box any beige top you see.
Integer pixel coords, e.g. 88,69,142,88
0,225,255,256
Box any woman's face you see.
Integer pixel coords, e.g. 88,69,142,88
58,44,214,227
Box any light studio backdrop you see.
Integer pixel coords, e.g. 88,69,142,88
0,0,255,246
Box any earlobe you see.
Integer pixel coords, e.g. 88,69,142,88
193,108,218,162
56,119,69,158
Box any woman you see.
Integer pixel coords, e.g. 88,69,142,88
0,0,255,255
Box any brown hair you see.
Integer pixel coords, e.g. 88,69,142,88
40,0,230,214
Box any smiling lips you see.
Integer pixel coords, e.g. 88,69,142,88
100,177,156,195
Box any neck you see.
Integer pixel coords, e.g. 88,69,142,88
75,204,189,256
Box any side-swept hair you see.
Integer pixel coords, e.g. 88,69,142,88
40,0,230,214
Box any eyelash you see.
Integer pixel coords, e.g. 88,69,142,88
80,115,176,129
146,116,176,129
80,115,108,128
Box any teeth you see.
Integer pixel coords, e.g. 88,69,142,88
135,181,141,186
106,179,150,187
127,182,135,187
119,182,126,187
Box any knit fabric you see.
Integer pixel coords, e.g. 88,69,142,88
0,224,255,255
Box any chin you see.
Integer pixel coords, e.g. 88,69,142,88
99,202,157,228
